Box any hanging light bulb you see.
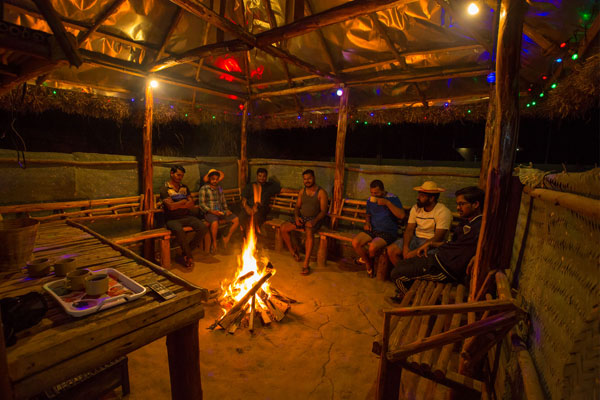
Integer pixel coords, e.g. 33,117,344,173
467,2,480,15
150,80,158,88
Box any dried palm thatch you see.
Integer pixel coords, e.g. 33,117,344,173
546,54,600,118
511,185,600,399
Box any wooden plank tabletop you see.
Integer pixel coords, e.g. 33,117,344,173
0,221,205,399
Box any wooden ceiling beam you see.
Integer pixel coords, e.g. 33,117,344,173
251,65,487,98
77,0,128,45
0,59,67,96
304,0,339,75
31,0,83,66
79,49,247,100
250,43,483,88
264,0,303,113
153,0,415,73
369,13,408,69
164,0,339,80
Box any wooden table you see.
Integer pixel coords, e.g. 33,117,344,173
0,221,206,400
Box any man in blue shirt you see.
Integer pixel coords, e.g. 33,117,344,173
352,180,406,278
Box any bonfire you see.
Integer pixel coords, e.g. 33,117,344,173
208,222,294,333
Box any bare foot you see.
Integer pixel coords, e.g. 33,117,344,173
291,250,301,262
301,265,310,275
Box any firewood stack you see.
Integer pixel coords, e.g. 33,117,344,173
208,264,296,334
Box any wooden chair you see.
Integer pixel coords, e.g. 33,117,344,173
374,271,526,400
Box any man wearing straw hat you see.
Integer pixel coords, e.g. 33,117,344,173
386,181,452,265
199,169,239,254
388,186,484,303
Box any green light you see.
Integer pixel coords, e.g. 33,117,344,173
309,121,312,124
185,114,188,117
212,115,215,119
532,101,536,106
551,83,557,89
582,12,591,21
387,122,391,125
571,53,578,60
356,120,359,123
364,121,368,125
52,90,57,94
526,103,530,108
539,92,544,98
467,109,472,114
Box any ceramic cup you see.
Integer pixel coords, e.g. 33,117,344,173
26,257,51,278
85,273,109,296
54,257,77,277
369,196,377,203
65,269,90,291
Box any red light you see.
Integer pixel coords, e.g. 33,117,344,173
228,94,238,100
528,88,532,92
239,104,244,110
250,65,264,80
542,75,547,80
216,56,242,82
560,42,566,48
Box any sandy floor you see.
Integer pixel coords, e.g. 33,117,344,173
122,239,398,400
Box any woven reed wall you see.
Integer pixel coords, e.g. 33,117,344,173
510,190,600,399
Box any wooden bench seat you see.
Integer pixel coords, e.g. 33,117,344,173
374,271,526,400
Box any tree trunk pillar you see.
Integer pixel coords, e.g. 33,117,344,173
471,0,528,299
331,88,349,227
239,100,250,190
142,82,155,260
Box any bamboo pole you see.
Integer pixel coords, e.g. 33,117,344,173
239,100,250,189
331,87,349,225
472,0,528,298
523,186,600,221
142,81,155,261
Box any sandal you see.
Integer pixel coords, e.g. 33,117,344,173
301,266,311,275
184,256,195,269
366,266,374,278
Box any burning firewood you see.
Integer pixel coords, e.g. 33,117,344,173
209,221,294,333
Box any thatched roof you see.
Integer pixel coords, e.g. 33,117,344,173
0,0,598,126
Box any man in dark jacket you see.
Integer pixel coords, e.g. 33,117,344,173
389,186,485,301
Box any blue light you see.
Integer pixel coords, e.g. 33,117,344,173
324,116,328,120
131,98,135,102
297,115,301,119
370,113,374,117
555,58,562,63
336,89,343,96
375,88,381,95
487,72,496,83
444,102,449,107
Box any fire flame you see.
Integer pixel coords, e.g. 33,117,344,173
219,220,273,312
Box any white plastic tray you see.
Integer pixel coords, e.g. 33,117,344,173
43,268,147,317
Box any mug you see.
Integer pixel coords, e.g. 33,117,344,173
369,196,378,203
26,257,51,278
54,257,77,277
85,273,109,296
65,269,90,291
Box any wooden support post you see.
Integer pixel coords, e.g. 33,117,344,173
472,0,528,298
274,228,283,252
331,87,349,227
142,81,155,261
239,100,250,190
317,235,327,267
166,322,203,400
160,236,171,268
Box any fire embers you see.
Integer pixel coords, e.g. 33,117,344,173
208,223,295,334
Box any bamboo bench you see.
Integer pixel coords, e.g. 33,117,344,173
373,271,527,400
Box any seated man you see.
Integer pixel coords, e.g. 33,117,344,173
389,186,485,302
199,169,239,254
352,180,406,278
280,169,328,276
240,168,281,236
386,181,452,265
160,165,209,268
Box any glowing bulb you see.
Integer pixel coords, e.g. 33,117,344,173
336,89,343,96
467,2,480,15
150,80,158,88
571,53,578,60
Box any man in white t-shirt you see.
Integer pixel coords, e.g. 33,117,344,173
386,181,452,266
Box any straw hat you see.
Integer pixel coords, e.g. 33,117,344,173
203,169,225,183
413,181,445,193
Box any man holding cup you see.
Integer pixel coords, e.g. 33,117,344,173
351,180,406,277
